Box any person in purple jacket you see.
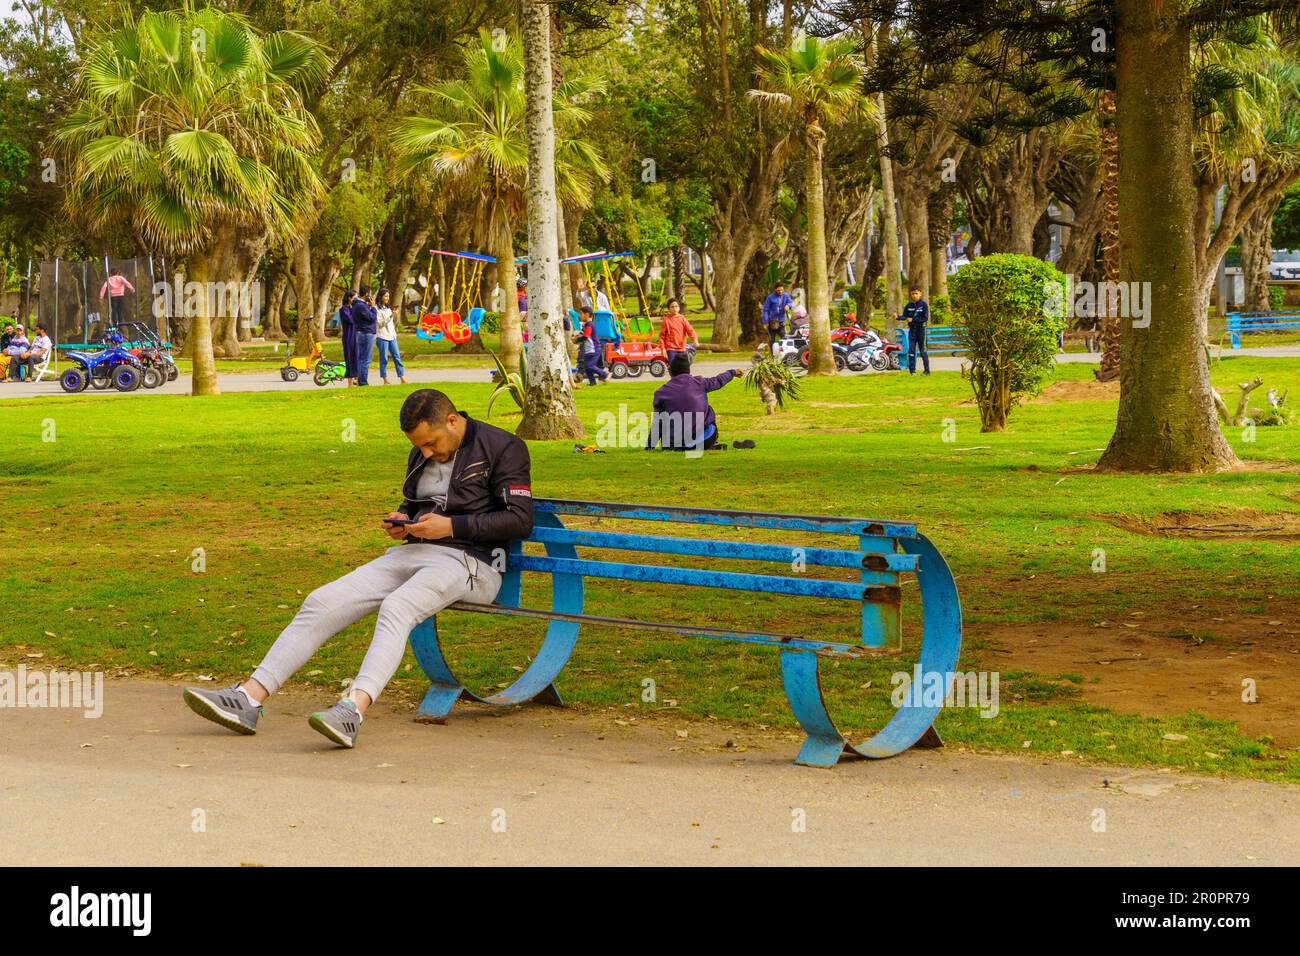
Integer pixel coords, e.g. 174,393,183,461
339,289,358,386
646,354,754,453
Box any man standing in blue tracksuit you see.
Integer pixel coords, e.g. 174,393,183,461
762,282,794,349
900,287,930,376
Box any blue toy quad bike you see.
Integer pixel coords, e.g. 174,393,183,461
59,335,146,393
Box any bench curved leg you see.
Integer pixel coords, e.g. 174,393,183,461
780,649,849,768
779,531,962,766
409,511,584,720
409,617,464,722
850,531,962,758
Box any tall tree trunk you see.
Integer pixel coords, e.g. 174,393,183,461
495,205,523,375
804,118,835,376
1097,0,1239,473
187,253,220,396
739,248,770,347
928,186,953,301
897,176,930,299
871,20,903,333
291,240,316,356
1240,199,1279,312
518,0,582,439
1095,89,1122,381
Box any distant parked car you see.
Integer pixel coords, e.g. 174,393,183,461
1268,250,1300,281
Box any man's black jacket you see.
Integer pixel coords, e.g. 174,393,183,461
398,412,534,566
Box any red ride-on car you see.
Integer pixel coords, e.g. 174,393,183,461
604,340,669,378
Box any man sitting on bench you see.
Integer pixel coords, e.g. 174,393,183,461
646,353,751,453
182,388,534,748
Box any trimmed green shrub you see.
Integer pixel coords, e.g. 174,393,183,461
949,253,1067,432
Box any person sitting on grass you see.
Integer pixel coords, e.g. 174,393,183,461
645,353,754,452
181,388,534,749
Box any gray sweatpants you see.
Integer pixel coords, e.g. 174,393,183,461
251,544,502,703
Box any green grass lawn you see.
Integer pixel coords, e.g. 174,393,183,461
3,355,1299,779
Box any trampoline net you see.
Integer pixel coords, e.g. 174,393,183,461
37,257,163,345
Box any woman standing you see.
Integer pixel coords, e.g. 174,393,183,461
339,289,357,385
374,288,406,384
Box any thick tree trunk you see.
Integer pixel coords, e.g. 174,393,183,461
518,0,582,440
1097,0,1239,473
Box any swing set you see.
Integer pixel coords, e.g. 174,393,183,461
416,250,495,343
563,251,655,341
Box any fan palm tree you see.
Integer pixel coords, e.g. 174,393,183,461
751,35,868,376
394,31,608,375
57,3,327,395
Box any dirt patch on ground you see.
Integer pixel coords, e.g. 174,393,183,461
1103,508,1300,542
1029,379,1121,403
974,605,1300,746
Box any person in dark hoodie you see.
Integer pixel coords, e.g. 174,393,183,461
646,354,753,453
339,289,358,386
181,388,533,749
352,284,378,386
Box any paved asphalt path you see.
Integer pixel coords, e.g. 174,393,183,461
4,347,1298,400
1,679,1296,865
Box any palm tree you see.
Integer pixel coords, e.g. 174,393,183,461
518,0,582,440
57,4,327,396
751,35,867,375
394,31,607,375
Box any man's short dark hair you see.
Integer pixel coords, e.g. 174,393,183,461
668,353,692,376
400,389,457,432
910,286,922,293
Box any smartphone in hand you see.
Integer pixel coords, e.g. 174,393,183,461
383,516,416,526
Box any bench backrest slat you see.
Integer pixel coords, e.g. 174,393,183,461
512,554,873,601
527,525,917,572
534,498,916,537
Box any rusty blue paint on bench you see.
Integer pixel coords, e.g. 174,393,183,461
407,498,962,768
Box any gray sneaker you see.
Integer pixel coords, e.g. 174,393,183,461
183,684,261,735
308,699,362,748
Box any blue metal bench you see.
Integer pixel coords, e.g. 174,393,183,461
895,325,966,356
1225,311,1300,348
408,498,962,768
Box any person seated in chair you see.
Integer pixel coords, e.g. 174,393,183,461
646,353,748,453
20,324,52,376
3,325,30,381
